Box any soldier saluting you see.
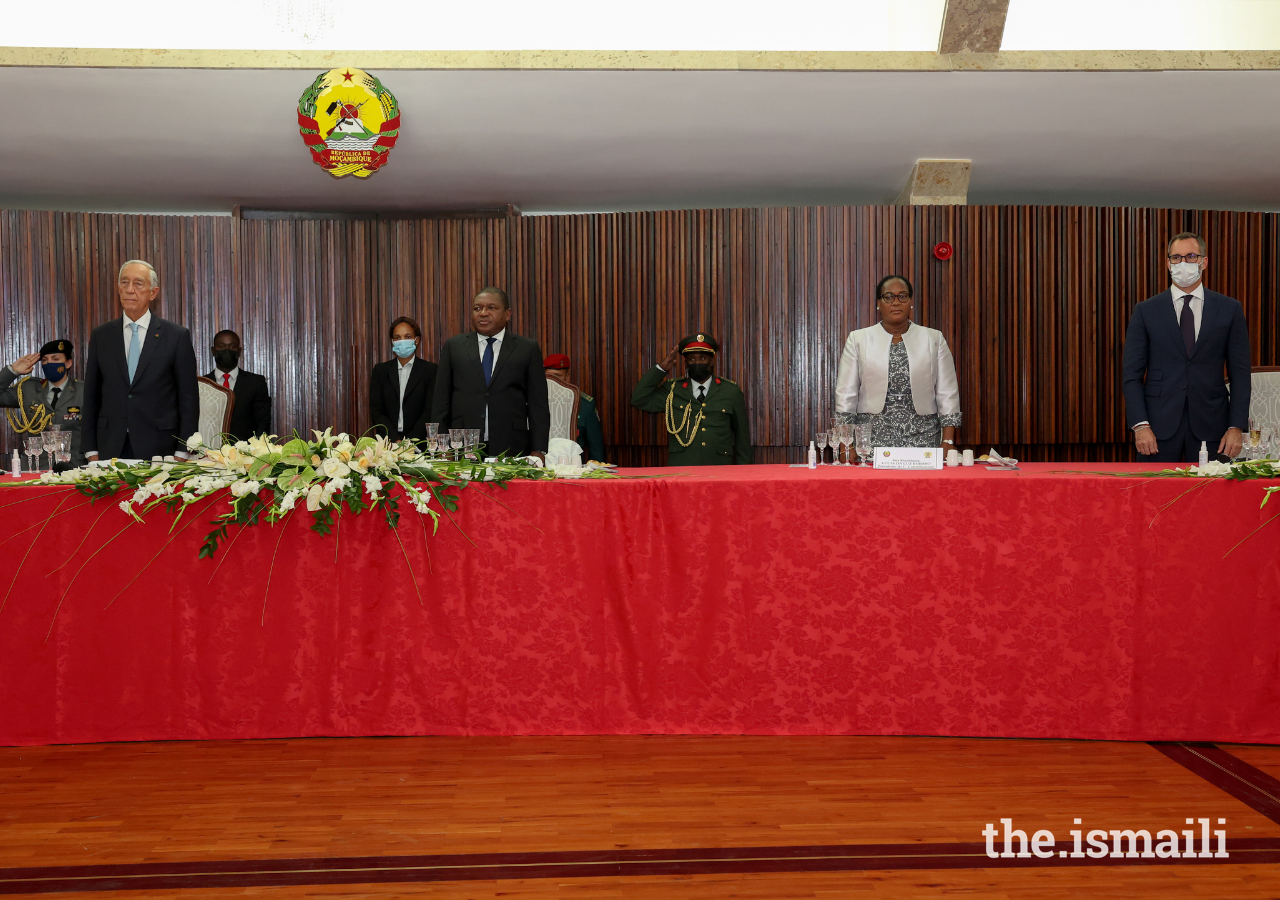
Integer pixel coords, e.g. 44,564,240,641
631,333,751,466
0,339,87,468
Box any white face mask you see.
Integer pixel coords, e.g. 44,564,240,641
1170,261,1202,288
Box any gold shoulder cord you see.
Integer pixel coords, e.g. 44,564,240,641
5,380,51,435
664,382,705,448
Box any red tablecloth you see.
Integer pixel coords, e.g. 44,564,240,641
0,463,1277,746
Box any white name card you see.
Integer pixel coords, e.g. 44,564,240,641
872,446,944,470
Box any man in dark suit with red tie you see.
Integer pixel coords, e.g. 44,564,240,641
204,330,272,441
431,287,549,460
81,260,199,461
1122,232,1250,463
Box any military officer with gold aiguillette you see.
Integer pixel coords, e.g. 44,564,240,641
631,333,751,466
0,339,87,467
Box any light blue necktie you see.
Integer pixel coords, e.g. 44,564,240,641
127,323,141,382
483,336,495,386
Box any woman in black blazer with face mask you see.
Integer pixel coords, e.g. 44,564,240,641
370,316,438,441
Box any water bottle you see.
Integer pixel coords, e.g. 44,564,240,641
1198,441,1209,468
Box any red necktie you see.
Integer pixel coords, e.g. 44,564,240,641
223,373,231,389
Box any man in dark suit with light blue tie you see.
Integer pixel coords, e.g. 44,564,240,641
1122,232,1250,463
81,260,200,461
431,287,549,460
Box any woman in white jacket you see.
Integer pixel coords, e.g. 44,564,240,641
834,275,961,450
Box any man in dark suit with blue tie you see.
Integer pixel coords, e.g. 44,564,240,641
1122,232,1250,463
81,260,200,461
431,287,549,460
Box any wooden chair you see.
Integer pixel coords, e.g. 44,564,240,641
545,376,581,444
196,377,236,450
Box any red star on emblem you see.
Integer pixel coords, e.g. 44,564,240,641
341,69,355,82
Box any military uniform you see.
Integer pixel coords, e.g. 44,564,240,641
0,340,87,467
630,333,751,466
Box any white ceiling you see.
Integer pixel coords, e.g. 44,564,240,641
2,66,1280,214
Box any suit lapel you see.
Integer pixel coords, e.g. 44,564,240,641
489,332,516,384
130,317,163,385
1154,290,1188,359
105,317,131,384
466,333,487,385
404,360,425,399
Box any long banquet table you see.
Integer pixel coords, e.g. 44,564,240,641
0,463,1277,747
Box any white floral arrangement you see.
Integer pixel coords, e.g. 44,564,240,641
37,429,608,559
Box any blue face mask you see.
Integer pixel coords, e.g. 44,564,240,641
392,339,417,358
42,362,66,382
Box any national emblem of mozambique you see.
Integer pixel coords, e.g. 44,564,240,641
297,67,400,178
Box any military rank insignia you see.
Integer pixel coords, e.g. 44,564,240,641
297,67,401,178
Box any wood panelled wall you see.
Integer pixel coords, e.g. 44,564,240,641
2,206,1278,465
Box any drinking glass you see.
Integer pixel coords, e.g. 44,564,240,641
815,432,828,465
23,436,40,473
56,430,72,466
834,425,855,468
835,425,850,466
855,426,872,466
449,429,464,461
41,429,59,470
425,422,439,442
469,429,481,458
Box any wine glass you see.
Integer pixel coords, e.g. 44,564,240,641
815,432,828,466
23,436,40,474
449,429,464,461
40,429,58,470
468,429,481,458
56,430,72,466
855,425,872,466
834,425,855,468
832,425,847,466
425,423,439,456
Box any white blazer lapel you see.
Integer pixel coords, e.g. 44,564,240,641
902,323,937,416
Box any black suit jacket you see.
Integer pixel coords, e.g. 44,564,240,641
203,370,272,441
1122,288,1251,441
370,357,438,441
431,331,549,457
82,314,200,459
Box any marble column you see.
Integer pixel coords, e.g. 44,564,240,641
938,0,1010,54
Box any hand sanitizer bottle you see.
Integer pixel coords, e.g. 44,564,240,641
1198,441,1209,467
10,449,19,478
807,440,817,469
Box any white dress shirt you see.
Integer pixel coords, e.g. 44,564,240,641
123,309,152,355
478,329,505,440
689,376,712,400
1172,282,1204,341
1133,282,1206,430
213,366,240,391
395,357,414,433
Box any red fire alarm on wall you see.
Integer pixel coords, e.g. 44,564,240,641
933,241,954,261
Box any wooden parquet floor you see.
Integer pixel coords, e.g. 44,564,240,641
1,735,1279,898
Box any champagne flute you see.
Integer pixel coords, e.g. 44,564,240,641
449,429,464,462
425,423,439,457
23,436,40,474
834,425,848,466
56,430,72,466
815,432,828,466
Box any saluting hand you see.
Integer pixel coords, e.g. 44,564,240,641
8,353,39,375
658,345,680,373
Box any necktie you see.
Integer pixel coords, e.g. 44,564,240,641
223,373,231,389
696,386,706,402
1179,295,1196,356
483,337,495,386
50,387,61,412
127,323,141,382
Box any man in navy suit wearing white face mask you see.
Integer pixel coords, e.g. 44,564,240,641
1122,232,1251,463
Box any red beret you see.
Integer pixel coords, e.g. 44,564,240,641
543,353,570,369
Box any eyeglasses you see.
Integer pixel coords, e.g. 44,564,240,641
1167,253,1205,264
878,293,912,304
